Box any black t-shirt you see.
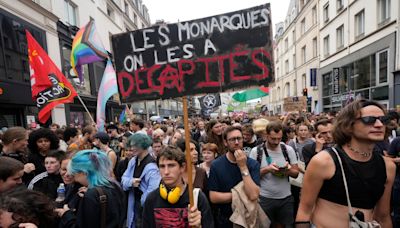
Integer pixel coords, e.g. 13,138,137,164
142,187,214,228
243,140,258,155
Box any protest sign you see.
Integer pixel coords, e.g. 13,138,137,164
283,96,307,112
112,4,273,102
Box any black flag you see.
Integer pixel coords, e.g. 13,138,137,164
198,94,221,110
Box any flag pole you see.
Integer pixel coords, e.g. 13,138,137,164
182,96,194,207
76,93,96,124
68,78,96,125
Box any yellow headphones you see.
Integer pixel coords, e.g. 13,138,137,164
159,183,181,204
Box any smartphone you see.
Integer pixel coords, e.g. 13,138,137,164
278,167,287,171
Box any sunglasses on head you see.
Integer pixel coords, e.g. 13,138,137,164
357,116,390,125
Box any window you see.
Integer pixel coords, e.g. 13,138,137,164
293,79,297,96
301,18,306,35
301,46,306,64
300,0,305,10
292,29,296,43
302,74,307,89
378,0,390,24
377,50,388,84
323,3,329,22
276,67,280,78
285,38,288,51
276,47,279,58
312,37,317,57
277,87,281,100
285,59,289,74
336,25,344,49
355,10,365,38
133,13,138,25
1,16,46,82
312,6,317,25
293,54,296,68
107,5,114,19
64,0,77,26
124,1,129,17
337,0,343,11
323,35,330,57
285,82,291,97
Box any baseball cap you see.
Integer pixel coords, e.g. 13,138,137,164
94,132,110,144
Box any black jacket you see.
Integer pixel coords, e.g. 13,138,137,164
59,182,125,228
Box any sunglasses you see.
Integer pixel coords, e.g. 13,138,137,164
356,116,390,125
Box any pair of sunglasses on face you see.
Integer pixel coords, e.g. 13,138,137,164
357,116,390,125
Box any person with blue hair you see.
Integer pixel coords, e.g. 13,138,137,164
122,133,161,228
56,149,125,228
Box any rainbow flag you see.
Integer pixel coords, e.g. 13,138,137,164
71,20,108,83
96,60,119,132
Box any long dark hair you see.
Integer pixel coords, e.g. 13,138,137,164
206,120,225,155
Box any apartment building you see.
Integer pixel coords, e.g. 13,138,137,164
0,0,182,128
267,0,299,114
267,0,320,114
319,0,398,111
270,0,399,114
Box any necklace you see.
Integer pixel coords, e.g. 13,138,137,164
346,144,372,157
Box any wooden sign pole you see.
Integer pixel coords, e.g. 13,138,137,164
182,96,194,207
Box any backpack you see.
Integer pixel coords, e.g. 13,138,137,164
256,142,291,165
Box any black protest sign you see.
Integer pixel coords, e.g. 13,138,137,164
198,94,221,109
112,4,274,102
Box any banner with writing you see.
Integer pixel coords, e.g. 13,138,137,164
112,4,273,102
283,96,307,112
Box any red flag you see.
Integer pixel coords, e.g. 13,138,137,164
26,30,77,123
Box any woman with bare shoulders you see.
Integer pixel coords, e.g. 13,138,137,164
296,100,395,228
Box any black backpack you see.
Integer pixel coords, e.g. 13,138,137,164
256,142,291,165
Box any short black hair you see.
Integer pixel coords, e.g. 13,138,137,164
131,118,144,129
46,150,66,162
63,127,78,142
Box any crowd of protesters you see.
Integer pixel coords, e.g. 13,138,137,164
0,98,399,228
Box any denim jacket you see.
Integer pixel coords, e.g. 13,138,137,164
121,156,161,228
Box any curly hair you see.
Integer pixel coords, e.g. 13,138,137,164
0,189,58,227
28,128,59,154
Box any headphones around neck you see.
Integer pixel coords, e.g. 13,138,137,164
159,183,181,204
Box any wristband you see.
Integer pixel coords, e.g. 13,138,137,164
294,221,311,228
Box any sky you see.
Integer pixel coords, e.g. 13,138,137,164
143,0,290,35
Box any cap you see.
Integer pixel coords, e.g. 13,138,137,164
94,132,110,144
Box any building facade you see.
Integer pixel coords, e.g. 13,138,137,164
0,0,184,128
319,0,398,111
270,0,399,114
268,0,320,114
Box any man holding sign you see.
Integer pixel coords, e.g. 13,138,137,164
142,146,213,227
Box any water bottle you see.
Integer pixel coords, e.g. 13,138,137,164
55,183,66,208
